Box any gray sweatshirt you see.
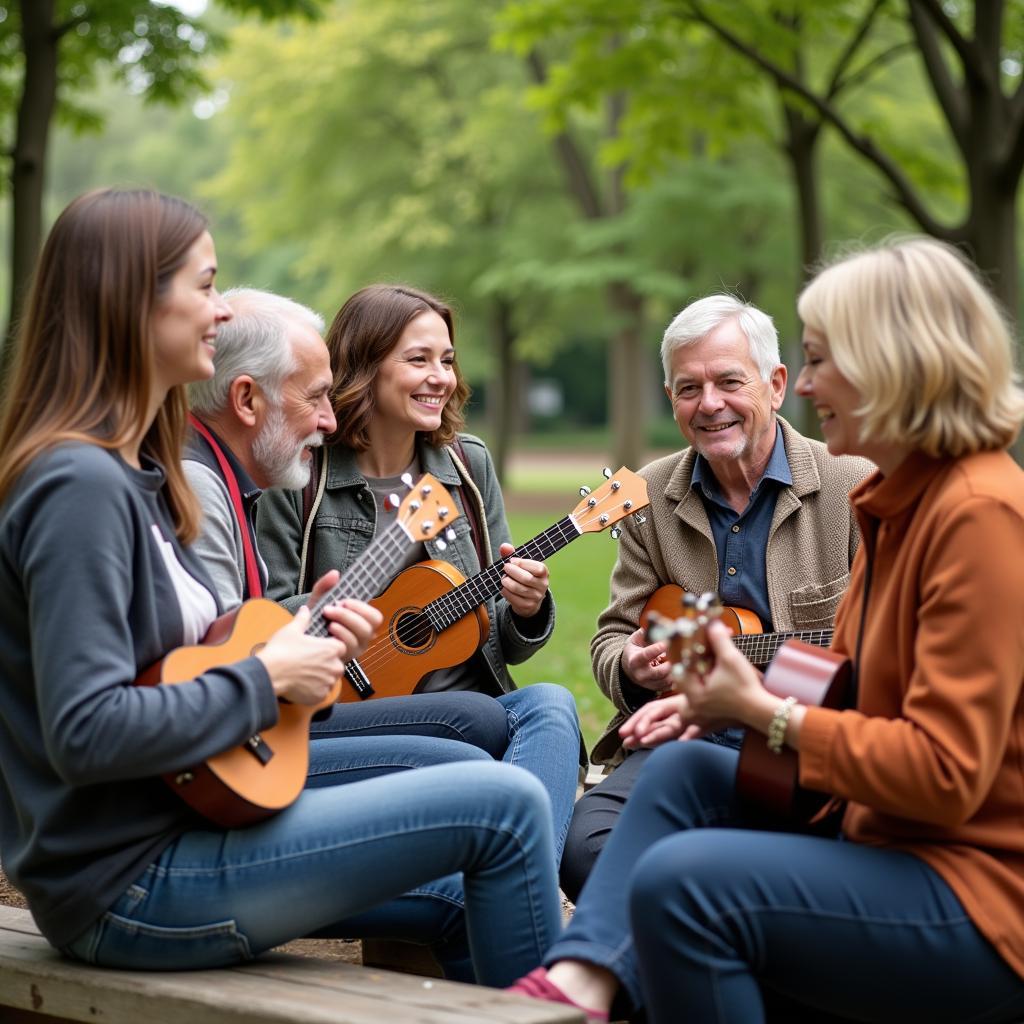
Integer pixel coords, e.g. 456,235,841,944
0,443,275,948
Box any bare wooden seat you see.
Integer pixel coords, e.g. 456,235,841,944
0,906,582,1024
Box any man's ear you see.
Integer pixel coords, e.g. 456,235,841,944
228,375,261,428
769,364,788,411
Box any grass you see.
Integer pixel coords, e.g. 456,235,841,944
505,509,620,752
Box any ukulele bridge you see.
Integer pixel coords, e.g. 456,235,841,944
245,734,274,766
344,658,375,700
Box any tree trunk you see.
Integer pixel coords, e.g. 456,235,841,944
607,282,646,471
780,103,824,438
487,296,520,485
964,180,1020,321
3,0,59,384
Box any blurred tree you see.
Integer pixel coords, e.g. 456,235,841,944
0,0,323,380
496,0,1022,449
207,0,800,471
682,0,1024,316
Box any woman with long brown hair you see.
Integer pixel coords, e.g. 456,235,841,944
258,283,582,865
0,190,561,982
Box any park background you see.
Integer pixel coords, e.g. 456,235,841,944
2,0,1024,748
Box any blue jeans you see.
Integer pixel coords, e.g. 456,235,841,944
549,742,1024,1023
62,761,561,987
308,684,581,860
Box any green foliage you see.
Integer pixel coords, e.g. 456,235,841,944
0,0,325,191
203,0,610,383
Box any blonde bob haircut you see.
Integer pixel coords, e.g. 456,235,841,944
797,237,1024,458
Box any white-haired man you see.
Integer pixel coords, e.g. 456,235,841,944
559,294,873,900
186,289,335,605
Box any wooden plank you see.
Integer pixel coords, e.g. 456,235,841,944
0,908,582,1024
236,956,582,1022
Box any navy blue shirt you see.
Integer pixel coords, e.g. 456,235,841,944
691,423,792,633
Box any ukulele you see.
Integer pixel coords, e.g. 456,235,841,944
735,640,851,831
648,588,851,831
339,467,650,703
641,584,833,669
136,474,456,827
644,590,723,686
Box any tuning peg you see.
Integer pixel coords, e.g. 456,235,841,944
409,500,421,512
610,526,622,540
579,485,591,497
602,467,612,479
632,512,647,525
420,484,433,498
623,500,633,511
445,527,456,542
599,513,609,525
438,506,450,520
435,539,447,552
400,472,414,488
384,493,400,512
419,519,434,535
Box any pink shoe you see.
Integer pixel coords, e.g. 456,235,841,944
507,966,610,1022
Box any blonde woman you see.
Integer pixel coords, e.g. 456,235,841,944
511,238,1024,1023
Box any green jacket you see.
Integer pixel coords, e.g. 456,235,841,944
255,433,555,695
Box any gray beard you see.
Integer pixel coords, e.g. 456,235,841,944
252,407,319,490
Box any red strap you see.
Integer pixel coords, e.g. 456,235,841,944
189,414,263,599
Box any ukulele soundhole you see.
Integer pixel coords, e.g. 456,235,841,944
393,609,436,654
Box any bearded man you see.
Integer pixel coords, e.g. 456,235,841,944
185,288,335,606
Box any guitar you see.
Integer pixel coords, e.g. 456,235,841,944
136,474,456,828
641,584,833,669
647,590,850,831
339,467,650,703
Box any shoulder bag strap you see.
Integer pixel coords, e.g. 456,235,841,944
447,438,491,567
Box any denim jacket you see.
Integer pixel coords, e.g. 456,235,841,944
255,433,555,695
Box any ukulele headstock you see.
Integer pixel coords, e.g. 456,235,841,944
645,590,723,689
571,467,650,537
392,473,459,547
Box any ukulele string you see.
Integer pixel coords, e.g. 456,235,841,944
346,516,581,677
348,491,638,678
305,517,422,639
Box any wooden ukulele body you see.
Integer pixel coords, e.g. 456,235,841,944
735,639,851,829
137,599,340,827
338,561,490,703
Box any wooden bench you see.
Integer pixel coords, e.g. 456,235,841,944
0,906,583,1024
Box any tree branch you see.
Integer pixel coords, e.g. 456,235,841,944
824,0,886,100
526,50,605,219
833,41,916,97
907,0,978,72
685,0,952,238
906,1,971,148
53,12,89,40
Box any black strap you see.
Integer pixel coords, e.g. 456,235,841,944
450,437,486,568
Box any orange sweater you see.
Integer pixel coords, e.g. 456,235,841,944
799,449,1024,978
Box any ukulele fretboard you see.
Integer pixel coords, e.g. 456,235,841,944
733,629,833,667
425,516,581,630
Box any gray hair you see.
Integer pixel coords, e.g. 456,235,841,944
661,294,780,384
188,288,325,415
